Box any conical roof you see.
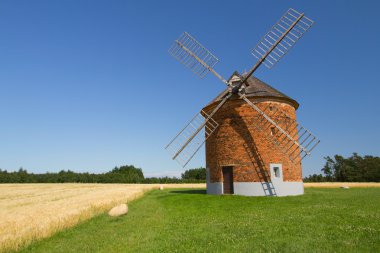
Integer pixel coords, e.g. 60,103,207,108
206,71,299,109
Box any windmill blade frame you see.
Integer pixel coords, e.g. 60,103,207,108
251,8,314,69
165,92,233,167
239,8,314,88
169,32,229,85
239,93,319,162
165,110,218,167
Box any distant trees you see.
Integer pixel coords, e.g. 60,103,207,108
304,153,380,182
0,165,144,184
303,173,326,182
2,153,378,184
0,165,206,184
181,167,206,180
102,165,144,183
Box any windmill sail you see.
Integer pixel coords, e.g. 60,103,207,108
165,110,219,167
166,92,232,167
236,8,318,162
240,95,319,162
169,32,228,85
251,8,314,69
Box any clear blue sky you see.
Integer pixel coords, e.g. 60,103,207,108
1,0,379,177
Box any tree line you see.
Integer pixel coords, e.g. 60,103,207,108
0,165,206,184
2,153,378,183
304,153,380,182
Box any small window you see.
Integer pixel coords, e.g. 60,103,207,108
270,127,276,136
231,81,240,87
273,167,280,178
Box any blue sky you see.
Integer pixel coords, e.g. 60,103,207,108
0,0,379,177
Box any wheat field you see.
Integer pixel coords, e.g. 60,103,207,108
304,182,380,188
0,183,204,253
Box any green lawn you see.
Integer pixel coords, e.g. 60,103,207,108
21,188,380,253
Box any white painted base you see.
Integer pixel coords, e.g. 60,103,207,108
206,182,223,195
207,181,304,197
206,168,223,195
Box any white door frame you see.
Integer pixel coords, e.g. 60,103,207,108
270,163,283,183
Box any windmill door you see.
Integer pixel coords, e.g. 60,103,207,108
270,163,283,189
222,166,234,194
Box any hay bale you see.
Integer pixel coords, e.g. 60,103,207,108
108,204,128,217
340,186,350,189
159,185,164,190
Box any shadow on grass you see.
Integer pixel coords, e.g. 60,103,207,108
169,189,207,195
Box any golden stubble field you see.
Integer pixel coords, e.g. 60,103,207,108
0,183,204,253
304,182,380,188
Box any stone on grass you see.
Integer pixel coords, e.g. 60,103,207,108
108,203,128,217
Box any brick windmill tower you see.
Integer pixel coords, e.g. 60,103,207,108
166,8,320,196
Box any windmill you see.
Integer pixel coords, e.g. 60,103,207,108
165,8,320,196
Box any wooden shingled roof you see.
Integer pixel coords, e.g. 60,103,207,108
206,71,299,109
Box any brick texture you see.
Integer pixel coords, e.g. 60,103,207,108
203,97,302,183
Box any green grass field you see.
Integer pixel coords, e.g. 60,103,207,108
20,188,380,253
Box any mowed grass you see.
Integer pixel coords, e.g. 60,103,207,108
20,188,380,253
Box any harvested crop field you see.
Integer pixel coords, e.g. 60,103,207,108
304,182,380,188
0,183,204,253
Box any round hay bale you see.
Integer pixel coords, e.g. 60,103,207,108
108,203,128,217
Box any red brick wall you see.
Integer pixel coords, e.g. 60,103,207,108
203,97,302,183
